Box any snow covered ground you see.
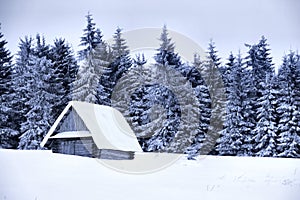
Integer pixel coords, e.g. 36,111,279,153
0,149,299,200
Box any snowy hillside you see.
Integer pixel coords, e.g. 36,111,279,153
1,150,299,200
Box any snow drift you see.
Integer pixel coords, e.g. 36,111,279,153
0,150,299,200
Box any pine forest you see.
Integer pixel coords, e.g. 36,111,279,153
0,13,300,159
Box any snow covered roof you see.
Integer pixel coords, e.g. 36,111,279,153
40,101,143,152
49,131,92,139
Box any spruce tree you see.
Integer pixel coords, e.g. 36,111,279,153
125,26,183,152
239,67,256,156
134,26,202,154
140,84,181,152
97,27,131,106
253,73,278,157
201,40,226,155
216,53,244,156
15,35,63,149
72,45,108,103
18,56,56,149
240,36,274,156
111,27,131,80
184,54,211,158
0,25,18,148
117,54,165,148
78,12,103,60
35,34,50,58
49,38,78,118
112,54,147,116
143,26,181,152
154,25,180,67
10,37,35,147
207,40,221,67
276,52,300,157
74,16,109,103
245,36,274,117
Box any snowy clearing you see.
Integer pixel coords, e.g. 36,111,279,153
0,149,299,200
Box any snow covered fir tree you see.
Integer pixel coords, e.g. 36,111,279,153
0,24,19,148
0,14,299,158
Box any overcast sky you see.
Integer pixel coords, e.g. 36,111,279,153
0,0,299,66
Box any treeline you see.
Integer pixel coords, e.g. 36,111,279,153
0,13,299,158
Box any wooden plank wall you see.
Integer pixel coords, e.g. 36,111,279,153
49,138,135,160
57,109,89,132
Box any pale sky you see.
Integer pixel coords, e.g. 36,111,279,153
0,0,299,67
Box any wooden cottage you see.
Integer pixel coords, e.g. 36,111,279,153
40,101,143,160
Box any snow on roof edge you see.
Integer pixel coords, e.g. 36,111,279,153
49,131,92,139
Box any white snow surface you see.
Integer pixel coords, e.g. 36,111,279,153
0,149,300,200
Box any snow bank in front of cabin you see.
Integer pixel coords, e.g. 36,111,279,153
0,149,299,200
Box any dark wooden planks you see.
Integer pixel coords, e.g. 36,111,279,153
49,137,134,160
